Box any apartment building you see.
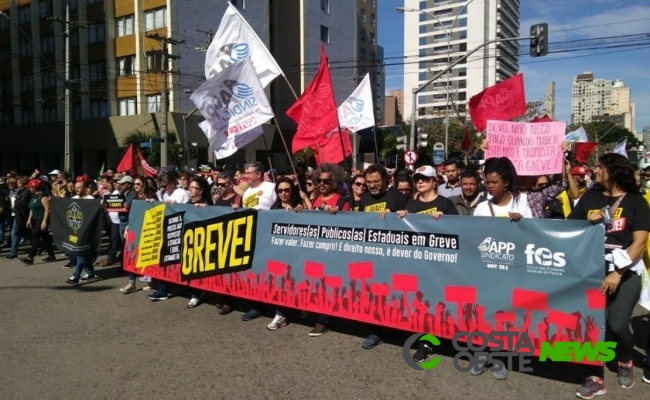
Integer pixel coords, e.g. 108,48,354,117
0,0,356,174
355,0,383,123
403,0,520,122
571,72,635,132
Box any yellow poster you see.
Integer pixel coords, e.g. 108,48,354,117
135,203,166,271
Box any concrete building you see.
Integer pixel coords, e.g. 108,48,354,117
643,124,650,149
543,81,555,119
355,0,382,124
0,0,356,174
571,72,635,132
388,89,404,119
383,88,404,126
402,0,520,122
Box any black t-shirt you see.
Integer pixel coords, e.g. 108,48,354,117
568,191,650,248
215,194,241,207
406,196,459,215
358,188,407,213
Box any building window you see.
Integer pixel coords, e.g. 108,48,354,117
18,6,31,24
458,92,467,101
370,13,376,26
458,67,467,77
371,0,375,6
0,110,14,125
41,35,55,53
0,46,10,63
40,1,53,18
458,18,467,28
70,29,79,47
91,100,108,118
1,78,13,96
89,62,107,81
0,12,9,29
145,7,167,30
359,28,366,41
117,55,136,76
22,109,35,124
19,41,33,57
70,0,78,10
43,106,58,123
370,32,376,45
320,25,329,43
88,23,106,43
359,48,366,60
147,94,161,112
21,76,34,92
42,72,57,89
231,0,245,8
360,8,366,22
71,65,80,80
321,0,329,12
118,97,137,116
116,15,134,37
370,51,375,60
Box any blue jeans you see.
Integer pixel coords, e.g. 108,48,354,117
107,222,121,262
72,253,95,280
9,220,19,257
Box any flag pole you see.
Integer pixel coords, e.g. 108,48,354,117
282,75,299,101
261,134,276,183
273,117,300,180
372,125,379,164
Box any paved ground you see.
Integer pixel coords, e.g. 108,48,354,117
1,251,650,400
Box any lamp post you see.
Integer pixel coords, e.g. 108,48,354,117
397,0,476,156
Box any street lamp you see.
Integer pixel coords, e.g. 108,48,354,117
397,0,476,157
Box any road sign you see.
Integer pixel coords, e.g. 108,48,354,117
140,142,152,148
403,150,418,165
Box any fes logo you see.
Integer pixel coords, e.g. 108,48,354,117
218,43,250,62
66,202,83,234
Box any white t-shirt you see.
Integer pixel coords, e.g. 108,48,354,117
474,195,533,218
72,195,95,199
163,188,190,204
243,181,276,210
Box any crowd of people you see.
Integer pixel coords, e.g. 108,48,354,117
2,147,650,399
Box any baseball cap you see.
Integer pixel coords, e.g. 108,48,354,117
413,165,436,178
571,166,588,176
117,176,134,184
48,169,60,175
26,179,42,188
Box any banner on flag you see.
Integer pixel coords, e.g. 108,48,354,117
192,58,274,158
137,149,158,177
338,74,375,132
201,122,266,160
469,74,527,132
565,126,588,143
204,4,282,88
575,142,598,163
50,197,103,256
612,139,628,157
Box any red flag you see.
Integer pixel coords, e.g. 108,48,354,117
575,142,598,163
310,129,352,165
468,74,526,132
137,148,158,178
531,114,553,123
460,128,472,151
116,144,137,175
287,44,345,153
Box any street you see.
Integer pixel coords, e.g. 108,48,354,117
1,255,649,400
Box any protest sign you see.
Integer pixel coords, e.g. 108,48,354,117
486,120,566,175
124,201,606,365
50,197,103,255
103,193,126,212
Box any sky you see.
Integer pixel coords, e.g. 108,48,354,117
378,0,650,132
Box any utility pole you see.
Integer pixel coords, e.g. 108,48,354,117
146,33,184,168
50,0,85,174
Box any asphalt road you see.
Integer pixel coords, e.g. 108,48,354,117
1,253,650,400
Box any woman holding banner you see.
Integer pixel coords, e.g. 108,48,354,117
569,153,650,398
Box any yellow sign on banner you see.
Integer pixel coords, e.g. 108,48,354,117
135,203,166,271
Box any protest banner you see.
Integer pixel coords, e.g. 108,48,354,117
50,197,103,255
485,120,566,175
103,193,126,212
124,201,606,365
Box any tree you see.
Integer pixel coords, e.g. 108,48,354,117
122,130,182,167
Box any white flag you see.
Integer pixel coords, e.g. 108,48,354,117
612,139,627,157
204,3,282,88
565,126,588,142
191,58,274,158
338,74,375,132
200,121,265,160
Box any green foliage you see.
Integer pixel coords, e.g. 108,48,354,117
122,130,182,167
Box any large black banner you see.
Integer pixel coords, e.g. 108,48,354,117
51,197,103,255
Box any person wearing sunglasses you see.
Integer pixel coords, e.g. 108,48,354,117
396,175,414,199
212,171,242,208
402,165,458,219
311,163,350,214
349,174,366,211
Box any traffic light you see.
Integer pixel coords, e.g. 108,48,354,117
530,23,548,57
189,145,198,160
417,127,428,148
396,135,408,151
176,147,184,159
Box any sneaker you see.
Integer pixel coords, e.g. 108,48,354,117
643,369,650,384
80,274,97,281
267,315,287,331
98,259,114,267
42,256,56,262
20,258,34,265
576,377,607,399
219,304,233,315
618,360,634,388
470,355,488,376
62,262,74,269
65,276,80,285
241,309,261,321
413,342,434,363
309,322,328,337
147,291,169,301
142,285,155,291
187,297,200,308
4,254,17,260
139,276,152,283
361,334,382,349
120,283,136,294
